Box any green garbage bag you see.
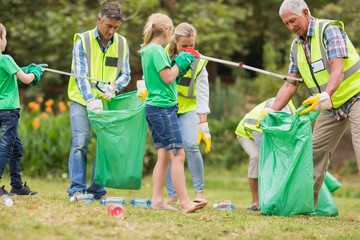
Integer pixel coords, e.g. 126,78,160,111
88,91,146,190
324,171,341,193
314,172,340,216
258,107,319,216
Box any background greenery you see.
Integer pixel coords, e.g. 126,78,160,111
1,2,359,238
0,0,359,178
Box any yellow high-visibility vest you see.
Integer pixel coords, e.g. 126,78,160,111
235,99,296,139
291,19,360,108
164,45,208,114
67,29,127,105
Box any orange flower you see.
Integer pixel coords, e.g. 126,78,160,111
32,118,40,129
41,112,49,120
58,101,67,113
66,101,71,107
36,96,44,104
45,99,54,107
45,106,53,113
28,102,40,112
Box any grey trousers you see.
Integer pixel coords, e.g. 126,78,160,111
313,100,360,206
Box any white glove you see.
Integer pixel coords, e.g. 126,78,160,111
198,122,211,138
300,92,333,115
136,80,147,93
136,80,148,101
99,82,117,101
316,92,333,110
86,98,103,112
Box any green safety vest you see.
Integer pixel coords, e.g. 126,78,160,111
291,19,360,108
67,29,127,105
235,99,296,139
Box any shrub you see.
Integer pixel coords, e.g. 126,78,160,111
18,98,96,178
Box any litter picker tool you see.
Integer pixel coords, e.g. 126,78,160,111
42,67,113,93
183,48,303,82
42,67,109,83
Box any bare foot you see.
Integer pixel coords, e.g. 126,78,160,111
165,197,178,204
182,200,208,213
151,202,178,211
195,192,205,200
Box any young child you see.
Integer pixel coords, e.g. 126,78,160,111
139,13,207,213
0,23,45,196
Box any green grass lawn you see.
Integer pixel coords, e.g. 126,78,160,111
1,166,359,240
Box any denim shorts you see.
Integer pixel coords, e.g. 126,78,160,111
145,104,183,150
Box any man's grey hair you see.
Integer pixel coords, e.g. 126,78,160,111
98,1,124,21
279,0,310,16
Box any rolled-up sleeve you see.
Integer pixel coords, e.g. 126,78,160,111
114,44,131,92
73,39,94,101
196,67,211,114
288,51,300,75
323,25,348,60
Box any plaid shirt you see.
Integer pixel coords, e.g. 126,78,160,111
329,93,360,120
289,17,348,74
289,17,359,120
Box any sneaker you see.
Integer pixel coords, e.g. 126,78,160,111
0,185,15,196
10,182,38,196
247,205,260,211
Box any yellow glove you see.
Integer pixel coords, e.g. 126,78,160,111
137,90,148,101
98,82,117,101
136,80,148,101
196,122,211,153
299,92,333,115
256,108,274,128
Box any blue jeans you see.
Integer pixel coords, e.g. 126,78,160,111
67,101,106,199
0,109,24,189
145,104,183,150
165,111,204,197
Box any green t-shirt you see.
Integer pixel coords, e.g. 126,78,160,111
0,54,21,109
140,43,177,108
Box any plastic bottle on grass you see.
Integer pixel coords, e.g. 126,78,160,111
108,204,124,218
69,193,94,203
213,200,235,211
130,198,151,208
1,194,13,207
100,197,125,206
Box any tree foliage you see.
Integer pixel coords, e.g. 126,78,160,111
0,0,358,102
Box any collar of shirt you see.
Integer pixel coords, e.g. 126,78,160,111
94,26,114,53
296,16,316,44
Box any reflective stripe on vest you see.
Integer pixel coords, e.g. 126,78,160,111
177,58,207,98
67,29,127,105
235,99,296,139
291,19,360,108
177,58,208,114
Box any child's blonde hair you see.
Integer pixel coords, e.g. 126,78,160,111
143,13,173,46
168,22,196,59
0,23,5,40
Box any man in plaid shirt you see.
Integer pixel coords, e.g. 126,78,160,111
257,0,360,207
